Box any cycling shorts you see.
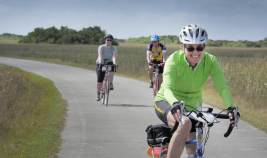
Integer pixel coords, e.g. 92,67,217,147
148,60,163,74
95,62,114,83
155,100,197,133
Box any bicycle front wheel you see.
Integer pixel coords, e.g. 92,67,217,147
104,77,109,106
101,80,106,105
153,78,158,97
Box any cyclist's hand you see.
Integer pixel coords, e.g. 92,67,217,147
172,109,181,122
149,62,153,66
171,101,182,122
113,64,118,68
160,62,165,67
228,108,240,127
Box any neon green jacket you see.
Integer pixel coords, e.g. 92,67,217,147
155,50,233,111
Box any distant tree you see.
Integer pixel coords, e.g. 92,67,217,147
18,25,118,45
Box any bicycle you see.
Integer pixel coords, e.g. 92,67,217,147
146,102,239,158
152,64,161,97
99,64,117,106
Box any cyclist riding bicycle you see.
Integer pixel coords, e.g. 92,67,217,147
147,35,166,88
154,24,240,158
96,34,117,101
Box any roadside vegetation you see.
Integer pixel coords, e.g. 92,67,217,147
0,41,266,133
124,36,267,47
0,64,67,157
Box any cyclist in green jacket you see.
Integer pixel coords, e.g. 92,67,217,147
154,24,239,158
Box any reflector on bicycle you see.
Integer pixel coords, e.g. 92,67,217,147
101,66,106,71
147,146,167,158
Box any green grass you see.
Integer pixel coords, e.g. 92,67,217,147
0,65,67,158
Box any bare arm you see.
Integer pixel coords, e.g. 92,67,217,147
162,53,167,62
98,50,103,64
147,52,151,63
112,50,117,64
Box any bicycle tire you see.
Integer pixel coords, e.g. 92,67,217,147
153,78,158,97
159,150,167,158
102,79,106,105
100,89,104,103
104,77,109,106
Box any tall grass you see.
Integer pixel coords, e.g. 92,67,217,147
0,65,67,157
0,42,266,132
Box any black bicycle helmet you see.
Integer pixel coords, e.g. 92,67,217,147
104,34,113,40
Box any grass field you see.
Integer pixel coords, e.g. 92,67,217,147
0,40,266,135
0,65,67,157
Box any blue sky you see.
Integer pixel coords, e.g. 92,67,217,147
0,0,266,41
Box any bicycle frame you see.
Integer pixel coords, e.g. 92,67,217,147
100,65,113,106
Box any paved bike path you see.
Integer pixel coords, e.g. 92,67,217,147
0,57,266,158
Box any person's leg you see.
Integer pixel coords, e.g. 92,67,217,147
148,65,154,88
148,65,154,81
107,62,115,90
97,82,102,92
166,112,192,158
96,64,105,100
159,73,162,89
158,65,163,89
109,72,114,83
185,132,196,157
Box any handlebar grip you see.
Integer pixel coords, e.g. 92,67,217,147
224,124,234,137
213,113,234,137
224,115,235,137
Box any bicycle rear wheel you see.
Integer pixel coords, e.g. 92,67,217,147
104,77,109,106
159,150,167,158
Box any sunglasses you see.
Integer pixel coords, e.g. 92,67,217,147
185,46,205,52
106,39,112,42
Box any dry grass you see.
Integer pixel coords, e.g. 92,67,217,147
0,41,266,133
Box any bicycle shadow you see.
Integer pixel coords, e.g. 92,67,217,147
108,104,153,108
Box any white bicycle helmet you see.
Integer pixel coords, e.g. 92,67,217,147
179,24,208,44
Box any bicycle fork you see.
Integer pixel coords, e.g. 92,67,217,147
196,123,203,158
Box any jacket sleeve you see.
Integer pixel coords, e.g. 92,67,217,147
210,56,233,108
163,53,180,106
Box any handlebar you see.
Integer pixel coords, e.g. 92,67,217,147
98,64,118,72
170,103,239,137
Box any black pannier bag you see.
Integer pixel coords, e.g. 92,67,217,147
145,123,171,147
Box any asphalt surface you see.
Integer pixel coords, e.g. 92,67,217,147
1,57,266,158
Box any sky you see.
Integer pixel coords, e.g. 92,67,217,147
0,0,266,41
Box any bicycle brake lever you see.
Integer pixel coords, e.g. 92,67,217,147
179,101,185,124
234,106,238,129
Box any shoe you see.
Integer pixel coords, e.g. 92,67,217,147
96,92,100,101
149,81,153,88
110,83,114,90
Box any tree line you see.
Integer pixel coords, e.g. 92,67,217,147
14,26,119,45
0,33,24,40
124,35,267,47
1,29,266,47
